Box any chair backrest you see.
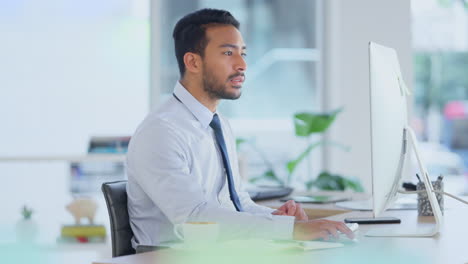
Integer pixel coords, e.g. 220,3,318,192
102,180,136,257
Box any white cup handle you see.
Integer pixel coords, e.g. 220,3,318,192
173,224,184,241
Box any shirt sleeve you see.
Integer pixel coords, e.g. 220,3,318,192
127,118,294,241
239,192,277,214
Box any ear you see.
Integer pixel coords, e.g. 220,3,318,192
183,52,202,74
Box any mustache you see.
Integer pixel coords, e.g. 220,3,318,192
228,73,245,81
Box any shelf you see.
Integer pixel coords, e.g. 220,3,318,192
0,154,126,163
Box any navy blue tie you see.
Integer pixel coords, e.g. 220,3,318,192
210,114,243,212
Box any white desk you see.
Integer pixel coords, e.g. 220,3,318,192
93,196,468,264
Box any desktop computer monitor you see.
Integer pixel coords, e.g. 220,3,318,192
368,42,408,218
365,42,443,237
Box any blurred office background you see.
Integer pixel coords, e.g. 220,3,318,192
1,0,467,263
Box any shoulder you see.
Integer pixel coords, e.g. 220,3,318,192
132,103,182,141
129,98,206,151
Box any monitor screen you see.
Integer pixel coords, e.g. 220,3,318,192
368,42,409,217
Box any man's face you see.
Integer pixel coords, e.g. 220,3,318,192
201,25,247,100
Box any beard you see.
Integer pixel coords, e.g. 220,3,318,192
202,67,243,100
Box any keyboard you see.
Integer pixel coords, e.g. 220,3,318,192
247,186,293,201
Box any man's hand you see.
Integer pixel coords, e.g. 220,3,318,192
293,219,354,241
272,200,308,220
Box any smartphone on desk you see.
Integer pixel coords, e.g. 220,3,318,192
344,217,401,224
280,195,349,204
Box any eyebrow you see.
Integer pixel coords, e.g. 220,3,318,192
218,44,247,50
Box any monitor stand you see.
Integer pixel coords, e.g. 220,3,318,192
365,127,443,237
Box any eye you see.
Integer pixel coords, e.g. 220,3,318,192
241,53,247,57
223,51,233,56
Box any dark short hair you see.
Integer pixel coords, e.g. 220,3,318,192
172,8,240,77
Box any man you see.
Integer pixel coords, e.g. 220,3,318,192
127,8,353,248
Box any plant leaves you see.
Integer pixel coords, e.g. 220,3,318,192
286,141,323,175
236,138,247,150
305,179,315,190
248,176,263,183
21,205,33,220
312,172,344,191
293,108,343,137
343,178,365,192
307,171,365,192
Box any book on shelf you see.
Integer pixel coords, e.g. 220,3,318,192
70,136,130,194
61,224,106,237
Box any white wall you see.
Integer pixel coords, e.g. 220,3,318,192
323,0,412,192
0,3,150,156
0,3,149,262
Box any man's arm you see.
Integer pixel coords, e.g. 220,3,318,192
127,120,294,241
237,189,306,220
236,188,276,215
129,119,353,242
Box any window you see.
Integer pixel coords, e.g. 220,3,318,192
412,0,468,194
153,0,324,187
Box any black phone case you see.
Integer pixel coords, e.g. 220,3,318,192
344,217,401,224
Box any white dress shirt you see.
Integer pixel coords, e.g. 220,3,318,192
126,82,294,247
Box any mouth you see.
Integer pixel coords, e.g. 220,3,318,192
229,74,245,87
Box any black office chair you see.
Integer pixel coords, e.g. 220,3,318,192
102,180,136,257
102,180,164,257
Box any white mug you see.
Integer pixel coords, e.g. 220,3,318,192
173,222,219,246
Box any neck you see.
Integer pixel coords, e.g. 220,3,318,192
180,78,219,113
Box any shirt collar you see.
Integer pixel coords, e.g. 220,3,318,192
173,81,214,129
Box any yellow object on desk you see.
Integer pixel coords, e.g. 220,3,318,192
61,224,106,237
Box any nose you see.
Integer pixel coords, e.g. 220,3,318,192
235,54,247,73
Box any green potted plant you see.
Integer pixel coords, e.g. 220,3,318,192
242,109,363,192
15,205,39,243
